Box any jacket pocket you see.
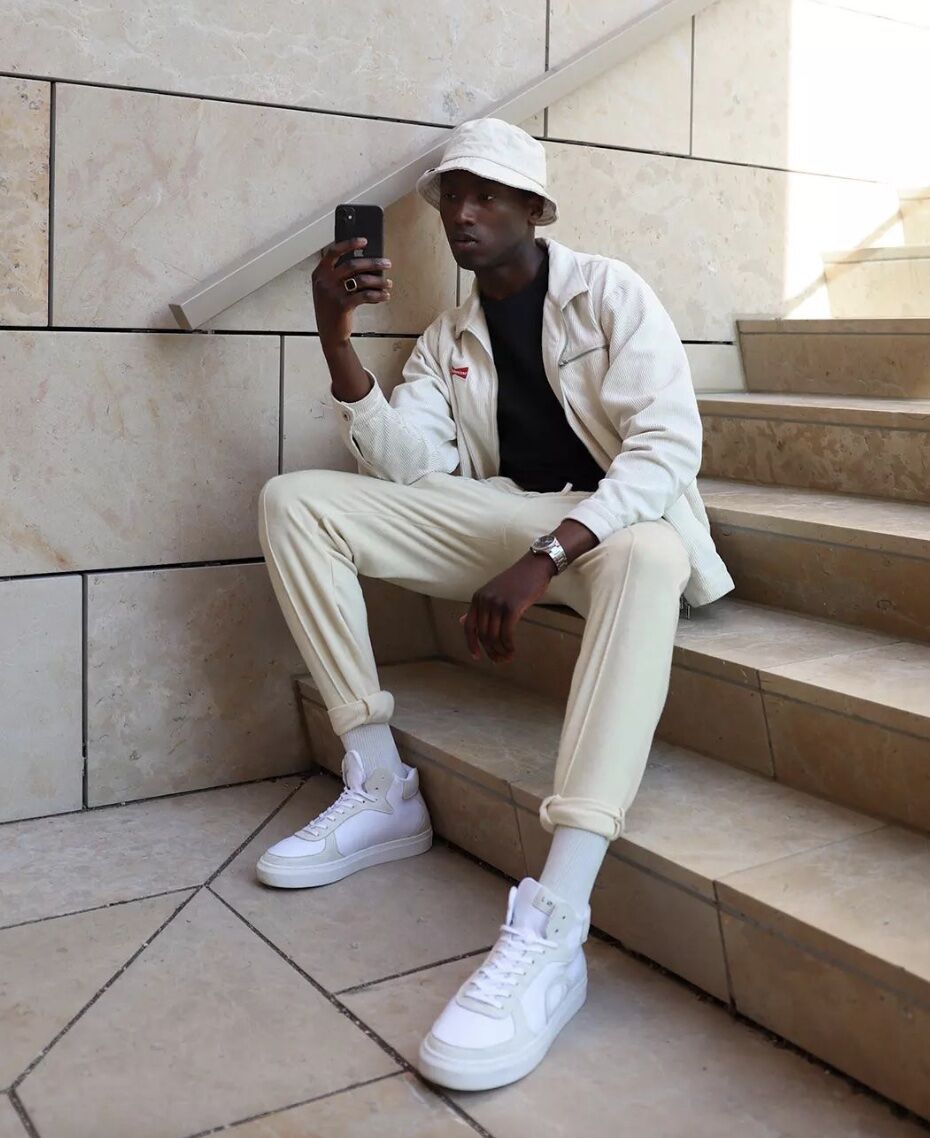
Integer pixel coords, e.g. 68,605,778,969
558,343,608,367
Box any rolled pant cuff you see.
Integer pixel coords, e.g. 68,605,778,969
539,794,624,842
327,690,395,737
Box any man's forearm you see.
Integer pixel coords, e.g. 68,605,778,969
322,339,374,404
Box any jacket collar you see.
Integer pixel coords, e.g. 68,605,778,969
452,237,589,340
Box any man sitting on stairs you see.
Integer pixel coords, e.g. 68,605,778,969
256,117,735,1092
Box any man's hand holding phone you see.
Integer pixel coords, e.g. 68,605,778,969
312,238,393,351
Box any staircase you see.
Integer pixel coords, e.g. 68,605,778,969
298,317,930,1122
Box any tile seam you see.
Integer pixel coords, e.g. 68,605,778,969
759,683,930,745
0,772,307,830
0,70,897,187
333,946,491,997
179,1072,404,1138
6,778,304,1091
205,886,495,1138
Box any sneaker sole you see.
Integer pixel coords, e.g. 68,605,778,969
255,828,433,889
417,973,588,1092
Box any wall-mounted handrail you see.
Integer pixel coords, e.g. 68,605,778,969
170,0,712,330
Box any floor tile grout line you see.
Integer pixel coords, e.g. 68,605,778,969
689,15,695,157
0,771,308,831
9,888,195,1092
7,1087,40,1138
0,885,196,935
179,1071,404,1138
5,780,305,1092
333,946,492,997
205,887,495,1138
1,556,266,587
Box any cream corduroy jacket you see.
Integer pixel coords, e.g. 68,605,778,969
331,237,735,608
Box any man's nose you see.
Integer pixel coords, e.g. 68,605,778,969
450,198,477,226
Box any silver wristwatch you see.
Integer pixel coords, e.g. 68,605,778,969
529,533,569,574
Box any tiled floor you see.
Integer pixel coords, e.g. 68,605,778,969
0,774,925,1138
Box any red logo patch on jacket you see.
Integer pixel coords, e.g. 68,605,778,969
450,366,469,380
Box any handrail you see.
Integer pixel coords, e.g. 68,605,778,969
170,0,712,330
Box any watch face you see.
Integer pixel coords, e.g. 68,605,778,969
535,534,556,550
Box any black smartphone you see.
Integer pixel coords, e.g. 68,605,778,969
334,204,384,276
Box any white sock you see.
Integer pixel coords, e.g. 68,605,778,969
340,722,405,780
539,826,609,914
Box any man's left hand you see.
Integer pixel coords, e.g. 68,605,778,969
459,553,555,664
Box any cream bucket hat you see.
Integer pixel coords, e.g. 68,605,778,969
416,118,558,225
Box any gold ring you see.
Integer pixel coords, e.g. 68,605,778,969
344,277,358,293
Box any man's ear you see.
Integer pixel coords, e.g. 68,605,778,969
526,192,545,225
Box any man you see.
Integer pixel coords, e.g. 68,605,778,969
256,118,734,1091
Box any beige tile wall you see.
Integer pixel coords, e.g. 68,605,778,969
1,0,919,813
0,77,49,326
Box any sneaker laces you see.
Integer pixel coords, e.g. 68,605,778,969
465,924,556,1010
297,784,376,840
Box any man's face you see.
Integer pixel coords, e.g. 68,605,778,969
438,169,544,271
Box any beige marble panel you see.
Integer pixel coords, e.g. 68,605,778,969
764,694,930,831
693,0,930,184
685,342,745,393
0,576,82,822
700,477,930,558
1,1,544,124
722,915,930,1120
545,141,898,340
518,807,729,999
0,77,49,326
87,564,310,805
358,579,438,666
656,664,772,774
547,1,691,153
720,824,930,1002
0,893,187,1086
282,336,414,474
709,523,930,643
0,1100,28,1138
430,596,580,703
826,258,930,320
0,780,297,926
17,891,397,1138
220,1074,471,1138
0,331,278,575
346,942,924,1137
762,641,930,739
739,330,930,398
299,696,527,879
52,85,455,331
672,596,891,685
701,414,930,503
901,197,930,244
214,775,504,991
515,739,880,900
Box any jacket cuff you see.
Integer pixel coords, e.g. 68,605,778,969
563,498,619,544
330,370,388,427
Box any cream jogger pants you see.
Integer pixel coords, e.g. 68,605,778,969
259,468,691,842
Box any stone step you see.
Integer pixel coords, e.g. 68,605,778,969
901,197,930,244
823,248,930,319
699,477,930,642
737,317,930,398
428,594,930,834
698,391,930,503
297,660,930,1121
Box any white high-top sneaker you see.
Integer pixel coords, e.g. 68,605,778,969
256,750,432,888
418,877,589,1091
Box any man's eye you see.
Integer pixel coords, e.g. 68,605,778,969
481,194,495,201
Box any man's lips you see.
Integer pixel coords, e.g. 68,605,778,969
451,234,480,249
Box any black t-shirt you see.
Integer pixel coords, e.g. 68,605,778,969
480,250,604,493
